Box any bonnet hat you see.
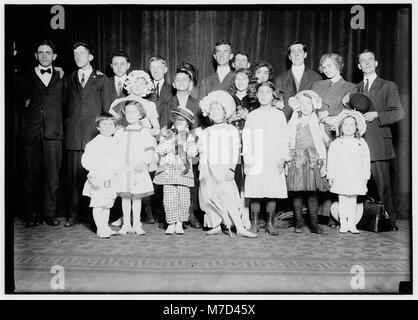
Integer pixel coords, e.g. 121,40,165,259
289,90,323,112
199,90,236,120
124,70,154,97
349,92,375,114
336,109,367,136
172,106,195,125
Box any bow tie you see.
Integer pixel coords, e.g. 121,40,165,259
40,68,51,75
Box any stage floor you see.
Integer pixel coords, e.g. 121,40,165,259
13,218,411,294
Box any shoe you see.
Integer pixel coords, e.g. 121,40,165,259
133,224,146,235
327,218,338,228
310,225,328,235
106,228,118,236
339,226,348,234
182,222,189,230
111,218,122,227
64,219,78,227
175,222,184,235
265,212,279,236
43,217,61,226
294,226,303,233
25,218,38,227
206,225,222,235
188,211,202,229
249,211,259,233
165,224,175,235
390,223,399,231
237,229,258,238
158,222,167,229
118,224,133,234
349,226,360,234
143,207,155,224
97,230,111,239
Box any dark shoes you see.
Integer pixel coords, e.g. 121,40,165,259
310,225,328,235
64,219,78,227
327,218,338,228
188,211,202,229
43,217,61,226
25,218,39,228
391,223,399,232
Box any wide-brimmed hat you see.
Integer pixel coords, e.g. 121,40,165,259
172,106,195,125
199,90,236,120
110,97,147,118
336,109,367,136
124,70,154,97
289,90,323,111
349,92,375,114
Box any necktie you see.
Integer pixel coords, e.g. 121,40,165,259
40,68,51,75
363,79,369,93
155,82,160,100
80,73,85,88
117,80,122,96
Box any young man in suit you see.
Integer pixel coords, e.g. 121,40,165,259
355,49,405,231
103,50,130,109
148,55,174,130
20,40,66,227
197,40,236,128
103,50,130,227
64,41,106,227
274,40,322,120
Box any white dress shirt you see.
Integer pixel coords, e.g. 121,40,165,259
217,65,231,83
154,79,164,96
114,75,127,94
363,72,378,92
291,64,305,84
78,66,93,85
35,65,53,87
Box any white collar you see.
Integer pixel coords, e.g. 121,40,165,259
291,64,305,72
37,65,52,72
79,66,93,75
154,79,164,86
364,72,377,82
217,65,230,73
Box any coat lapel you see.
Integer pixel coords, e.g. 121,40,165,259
286,70,297,94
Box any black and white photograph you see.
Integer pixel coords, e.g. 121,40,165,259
2,0,414,299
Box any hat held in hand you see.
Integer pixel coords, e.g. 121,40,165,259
349,92,375,114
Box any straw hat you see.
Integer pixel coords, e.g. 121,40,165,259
172,106,195,125
335,109,367,136
349,92,375,114
199,90,236,120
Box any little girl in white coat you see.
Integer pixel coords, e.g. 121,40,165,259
327,109,371,234
81,112,119,238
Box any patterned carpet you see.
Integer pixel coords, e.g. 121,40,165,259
13,218,410,293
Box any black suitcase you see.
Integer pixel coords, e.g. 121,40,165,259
357,197,393,232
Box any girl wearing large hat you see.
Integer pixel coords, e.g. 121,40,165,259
197,90,257,238
327,109,371,234
153,106,198,235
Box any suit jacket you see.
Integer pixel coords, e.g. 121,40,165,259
20,68,66,143
103,76,127,110
64,69,106,151
197,70,235,128
357,77,405,161
164,95,200,129
275,68,322,120
154,81,174,127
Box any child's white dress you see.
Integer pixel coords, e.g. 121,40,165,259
114,123,156,199
327,137,371,196
242,106,289,198
81,134,118,208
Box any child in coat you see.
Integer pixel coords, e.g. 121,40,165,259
113,100,156,235
81,112,119,238
154,106,198,235
286,90,330,234
327,109,370,234
198,90,257,238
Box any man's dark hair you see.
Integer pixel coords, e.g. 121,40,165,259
36,40,56,53
95,112,117,127
213,40,233,53
234,51,250,61
287,40,307,56
73,41,93,55
110,50,130,63
358,49,377,61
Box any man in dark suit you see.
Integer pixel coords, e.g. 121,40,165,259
355,49,405,231
148,56,174,130
274,40,322,120
64,42,106,227
20,40,65,227
103,50,130,227
197,40,236,128
103,50,130,110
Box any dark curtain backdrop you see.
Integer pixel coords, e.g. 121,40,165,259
5,4,411,217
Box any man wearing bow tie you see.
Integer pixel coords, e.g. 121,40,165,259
355,49,405,231
64,41,106,227
20,40,66,227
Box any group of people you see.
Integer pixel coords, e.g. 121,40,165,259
16,38,404,239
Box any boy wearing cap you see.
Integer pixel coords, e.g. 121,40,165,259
154,107,198,235
353,49,405,231
65,41,107,227
20,40,65,227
